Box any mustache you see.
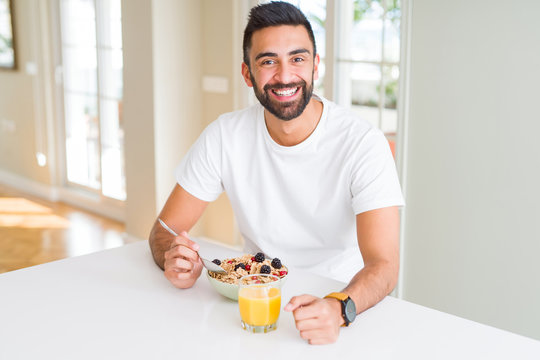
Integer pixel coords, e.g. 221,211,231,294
263,81,306,92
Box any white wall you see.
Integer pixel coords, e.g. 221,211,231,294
152,0,202,213
122,0,158,238
197,0,241,245
122,0,204,239
403,0,540,340
0,0,55,187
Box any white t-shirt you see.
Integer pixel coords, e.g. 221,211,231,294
176,95,404,282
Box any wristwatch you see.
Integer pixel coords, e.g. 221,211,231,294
324,292,357,327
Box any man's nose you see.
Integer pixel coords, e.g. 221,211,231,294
273,62,295,84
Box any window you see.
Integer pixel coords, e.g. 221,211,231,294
59,0,125,200
335,0,401,136
0,0,16,69
278,0,402,147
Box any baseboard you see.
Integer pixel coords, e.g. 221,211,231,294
0,168,59,202
0,168,125,222
58,187,125,223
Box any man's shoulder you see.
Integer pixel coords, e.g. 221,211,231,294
321,97,376,136
214,103,261,127
200,104,261,141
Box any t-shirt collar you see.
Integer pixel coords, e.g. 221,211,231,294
259,93,328,153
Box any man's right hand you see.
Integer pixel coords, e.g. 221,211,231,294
163,231,203,289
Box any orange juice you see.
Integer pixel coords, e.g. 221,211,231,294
239,287,281,326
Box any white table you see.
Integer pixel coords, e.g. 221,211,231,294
1,240,539,359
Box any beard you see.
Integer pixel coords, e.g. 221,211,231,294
250,72,314,121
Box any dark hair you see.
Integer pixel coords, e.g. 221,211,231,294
242,1,317,66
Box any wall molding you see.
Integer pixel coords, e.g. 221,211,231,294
0,168,125,223
0,168,59,202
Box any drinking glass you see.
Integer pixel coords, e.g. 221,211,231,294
238,274,281,333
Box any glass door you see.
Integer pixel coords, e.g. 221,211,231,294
60,0,125,201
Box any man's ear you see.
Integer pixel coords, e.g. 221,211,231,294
313,54,320,81
241,62,253,87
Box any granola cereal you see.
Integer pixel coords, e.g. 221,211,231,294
208,253,288,284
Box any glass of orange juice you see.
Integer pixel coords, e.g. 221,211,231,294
238,274,281,333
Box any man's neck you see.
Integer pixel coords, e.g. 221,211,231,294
264,98,324,147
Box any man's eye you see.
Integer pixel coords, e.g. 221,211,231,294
262,59,275,65
292,57,304,63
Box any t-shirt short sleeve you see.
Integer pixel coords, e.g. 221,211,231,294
175,121,224,202
350,128,405,214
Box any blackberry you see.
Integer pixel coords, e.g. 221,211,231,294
234,263,246,271
254,252,265,263
212,259,221,265
260,265,271,274
271,258,282,269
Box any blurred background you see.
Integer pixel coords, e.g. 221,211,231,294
0,0,539,341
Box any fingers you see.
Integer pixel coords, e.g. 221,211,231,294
164,257,196,272
179,231,200,250
165,233,199,261
164,258,203,289
164,262,203,289
287,296,343,345
167,230,197,250
299,328,338,345
164,267,197,281
292,301,328,321
165,242,198,264
304,333,338,345
163,231,203,289
284,294,318,312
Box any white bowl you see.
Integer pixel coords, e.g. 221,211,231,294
206,271,240,300
205,271,287,301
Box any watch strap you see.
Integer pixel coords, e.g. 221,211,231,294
324,292,349,302
324,292,351,327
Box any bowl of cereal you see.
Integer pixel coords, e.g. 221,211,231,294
205,252,288,301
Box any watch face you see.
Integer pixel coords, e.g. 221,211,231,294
344,298,357,323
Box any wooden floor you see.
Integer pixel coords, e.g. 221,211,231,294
0,184,140,274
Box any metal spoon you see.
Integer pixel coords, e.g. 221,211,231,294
158,218,226,274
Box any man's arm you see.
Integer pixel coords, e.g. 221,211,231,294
149,184,209,288
285,206,400,344
343,206,400,313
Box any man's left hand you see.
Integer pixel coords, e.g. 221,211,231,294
284,294,345,345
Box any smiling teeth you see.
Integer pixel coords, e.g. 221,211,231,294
273,88,297,96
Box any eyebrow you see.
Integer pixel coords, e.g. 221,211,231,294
254,48,311,61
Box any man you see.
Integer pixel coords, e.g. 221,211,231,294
149,1,404,345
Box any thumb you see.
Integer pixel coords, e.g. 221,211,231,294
180,231,200,252
284,294,318,312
